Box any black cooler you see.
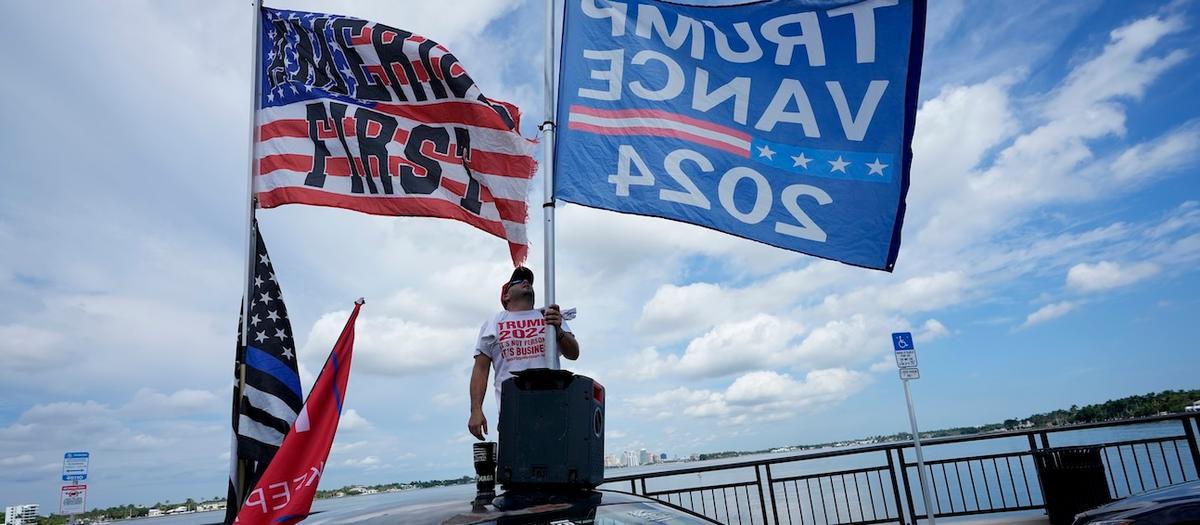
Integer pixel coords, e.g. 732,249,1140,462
497,368,605,488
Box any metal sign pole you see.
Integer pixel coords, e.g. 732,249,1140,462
903,378,937,524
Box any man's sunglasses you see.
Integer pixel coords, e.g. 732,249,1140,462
508,278,531,286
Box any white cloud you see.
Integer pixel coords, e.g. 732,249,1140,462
1110,121,1200,183
916,319,950,343
915,12,1190,252
1046,15,1188,119
630,369,870,425
1020,302,1078,330
332,440,370,454
794,315,878,369
302,311,473,377
1067,261,1160,293
121,388,221,417
0,454,34,467
338,409,374,432
0,324,66,373
676,315,802,379
342,455,381,468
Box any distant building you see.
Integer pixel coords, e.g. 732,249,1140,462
639,449,650,465
604,454,622,467
623,450,638,467
5,505,38,525
147,509,163,517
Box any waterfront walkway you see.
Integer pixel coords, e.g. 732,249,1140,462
606,413,1199,525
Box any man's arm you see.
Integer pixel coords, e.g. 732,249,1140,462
468,354,492,440
543,304,580,360
557,331,579,360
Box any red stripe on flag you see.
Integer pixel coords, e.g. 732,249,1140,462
470,150,537,179
442,177,467,197
258,187,513,243
508,241,528,267
261,151,535,180
569,105,752,141
260,155,354,177
260,120,308,140
494,198,527,222
568,121,750,158
260,154,312,175
371,101,517,131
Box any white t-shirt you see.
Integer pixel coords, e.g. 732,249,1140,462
474,309,572,399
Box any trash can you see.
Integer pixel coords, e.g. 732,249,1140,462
1033,446,1113,525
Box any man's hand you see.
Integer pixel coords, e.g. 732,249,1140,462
543,304,563,328
468,354,492,440
468,409,488,440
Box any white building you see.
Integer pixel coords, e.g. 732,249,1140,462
5,505,39,525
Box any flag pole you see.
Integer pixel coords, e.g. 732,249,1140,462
541,0,559,369
233,0,264,514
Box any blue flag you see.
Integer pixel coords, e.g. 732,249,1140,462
554,0,926,271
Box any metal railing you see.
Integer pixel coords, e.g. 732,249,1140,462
602,413,1200,524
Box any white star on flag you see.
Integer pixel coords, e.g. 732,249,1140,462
791,153,811,168
250,314,261,327
274,328,289,340
756,144,776,160
281,347,295,360
267,310,280,322
255,331,268,343
829,156,850,173
260,292,273,304
259,254,270,265
867,158,889,175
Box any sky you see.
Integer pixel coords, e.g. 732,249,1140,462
1,0,1198,513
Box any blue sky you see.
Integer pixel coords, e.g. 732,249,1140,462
1,0,1198,512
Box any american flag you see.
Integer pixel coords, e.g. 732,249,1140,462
225,221,302,523
253,7,536,265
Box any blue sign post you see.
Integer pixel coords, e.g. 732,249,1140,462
888,331,935,524
62,451,89,482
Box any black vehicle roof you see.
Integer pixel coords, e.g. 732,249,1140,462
301,488,706,525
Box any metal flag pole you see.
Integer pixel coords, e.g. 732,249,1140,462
541,0,559,370
233,0,264,515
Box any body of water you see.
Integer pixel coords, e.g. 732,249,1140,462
111,419,1196,524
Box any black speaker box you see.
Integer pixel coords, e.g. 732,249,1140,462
497,368,605,488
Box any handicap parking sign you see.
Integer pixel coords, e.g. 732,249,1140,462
891,332,914,351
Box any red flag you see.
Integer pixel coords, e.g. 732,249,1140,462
235,300,363,525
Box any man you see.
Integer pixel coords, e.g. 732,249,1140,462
468,266,579,440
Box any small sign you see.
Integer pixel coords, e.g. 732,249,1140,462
62,451,89,482
891,332,915,351
895,350,918,368
60,484,87,515
900,368,920,380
